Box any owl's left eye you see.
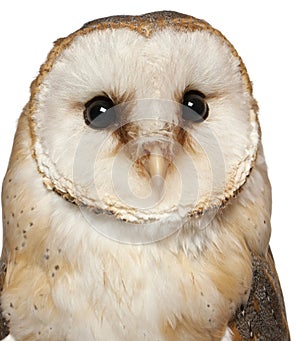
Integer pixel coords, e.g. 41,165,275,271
84,96,116,129
182,90,209,123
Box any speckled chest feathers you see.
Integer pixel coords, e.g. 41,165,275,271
1,11,289,341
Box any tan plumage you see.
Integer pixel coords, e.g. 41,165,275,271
1,11,289,340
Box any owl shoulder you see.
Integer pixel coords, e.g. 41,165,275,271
229,248,290,340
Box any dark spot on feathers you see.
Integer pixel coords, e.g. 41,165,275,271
34,304,38,310
54,265,60,271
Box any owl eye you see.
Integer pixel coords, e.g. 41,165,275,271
84,96,116,129
182,90,209,122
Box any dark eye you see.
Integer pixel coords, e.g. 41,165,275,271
182,90,209,122
84,96,116,129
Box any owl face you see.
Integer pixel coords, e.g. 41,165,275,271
30,13,258,228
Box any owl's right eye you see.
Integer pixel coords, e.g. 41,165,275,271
84,96,116,129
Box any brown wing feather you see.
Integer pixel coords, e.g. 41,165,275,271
0,256,9,339
229,248,290,340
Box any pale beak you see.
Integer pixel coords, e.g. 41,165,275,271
143,144,171,189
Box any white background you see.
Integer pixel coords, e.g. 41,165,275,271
0,1,299,339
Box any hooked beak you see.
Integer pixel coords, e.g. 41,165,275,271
142,143,171,189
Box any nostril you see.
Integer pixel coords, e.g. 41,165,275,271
123,136,177,183
141,144,171,180
143,148,151,157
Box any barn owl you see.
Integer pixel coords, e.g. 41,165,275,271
0,11,290,341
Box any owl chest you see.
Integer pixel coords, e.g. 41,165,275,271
3,183,229,340
3,212,233,341
42,242,226,340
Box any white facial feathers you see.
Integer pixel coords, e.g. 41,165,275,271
31,28,258,223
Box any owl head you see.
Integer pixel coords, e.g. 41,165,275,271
28,11,259,240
